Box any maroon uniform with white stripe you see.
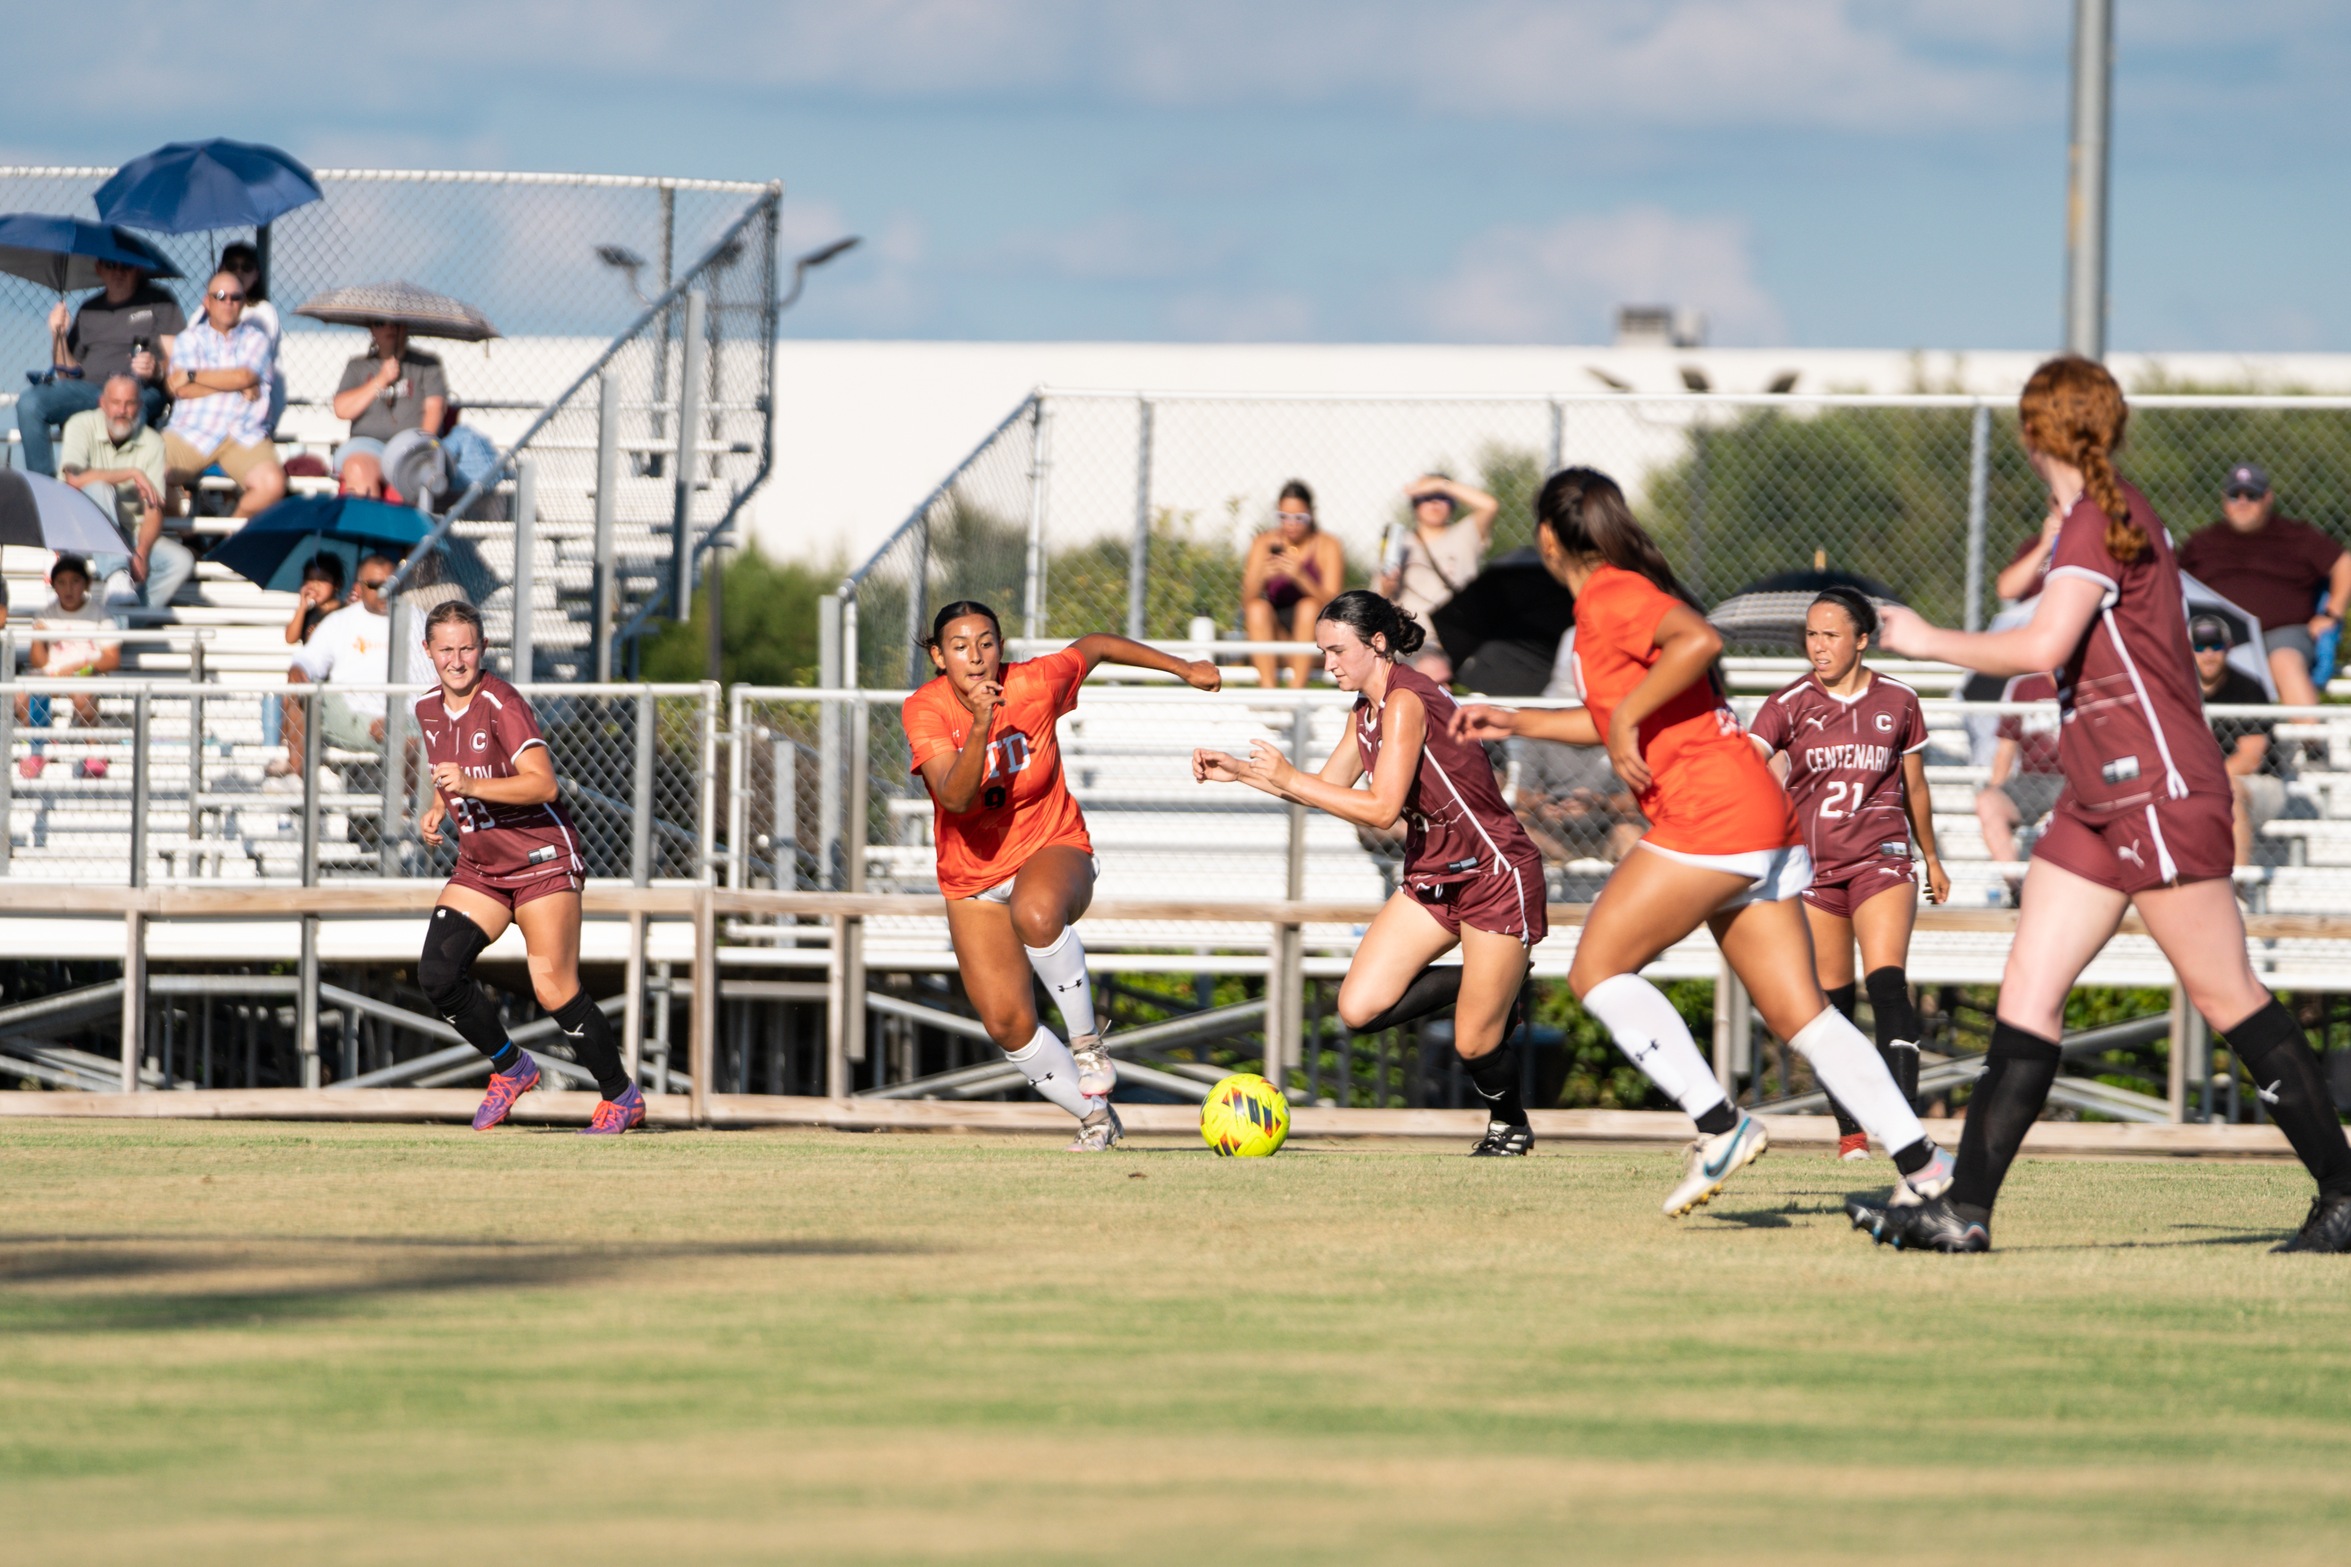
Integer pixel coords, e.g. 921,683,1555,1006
1749,672,1928,917
417,674,584,905
1354,663,1548,943
2036,482,2234,892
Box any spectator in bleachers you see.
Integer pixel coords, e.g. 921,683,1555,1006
2191,612,2288,867
1974,671,2063,904
1512,738,1644,864
16,259,181,476
330,324,446,500
2177,463,2350,707
260,555,348,759
1374,472,1498,682
1239,480,1345,690
271,552,395,785
436,398,500,497
217,243,285,437
1993,496,2065,602
58,375,194,616
13,554,120,779
160,270,287,520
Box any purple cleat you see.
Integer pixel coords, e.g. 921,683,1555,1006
580,1083,647,1136
472,1054,540,1131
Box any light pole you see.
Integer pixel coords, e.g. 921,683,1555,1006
2064,0,2114,358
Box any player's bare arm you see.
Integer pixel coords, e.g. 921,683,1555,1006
1452,703,1600,747
1877,573,2102,675
1231,688,1422,829
1604,600,1720,791
1900,750,1949,904
432,746,557,807
1069,632,1219,691
919,680,1000,813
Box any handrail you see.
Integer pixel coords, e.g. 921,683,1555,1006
841,393,1040,592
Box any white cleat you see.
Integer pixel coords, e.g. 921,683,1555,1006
1069,1031,1117,1099
1892,1142,1956,1207
1663,1113,1770,1217
1066,1100,1123,1152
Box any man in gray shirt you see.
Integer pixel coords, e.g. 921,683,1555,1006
16,260,183,475
331,323,448,499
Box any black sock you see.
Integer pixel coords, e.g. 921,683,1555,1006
1891,1139,1935,1177
1823,984,1862,1137
552,991,632,1102
1464,1043,1528,1127
1351,965,1464,1035
2223,1000,2351,1199
488,1041,521,1074
1949,1021,2061,1220
1865,966,1923,1100
1694,1101,1738,1136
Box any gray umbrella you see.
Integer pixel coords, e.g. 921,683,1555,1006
293,280,500,341
0,471,135,555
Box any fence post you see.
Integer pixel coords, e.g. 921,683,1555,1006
670,290,709,624
904,516,929,690
1021,396,1052,640
699,684,720,884
1964,402,1992,632
511,456,537,683
1269,702,1311,1090
1711,956,1748,1098
772,733,798,889
1546,399,1564,474
690,885,715,1126
624,690,655,1084
122,691,151,1092
379,595,410,875
843,698,871,1085
2167,985,2191,1123
727,688,749,891
1127,396,1154,639
0,636,13,876
818,593,843,889
129,690,150,889
593,373,621,683
186,636,206,843
298,684,323,1090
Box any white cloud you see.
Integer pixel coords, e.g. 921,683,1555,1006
1160,288,1318,341
991,212,1239,284
1416,207,1785,345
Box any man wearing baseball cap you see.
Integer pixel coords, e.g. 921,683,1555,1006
2178,462,2351,706
2189,613,2287,865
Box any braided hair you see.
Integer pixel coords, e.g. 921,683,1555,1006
2019,355,2141,564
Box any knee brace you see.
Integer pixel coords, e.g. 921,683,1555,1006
418,907,492,1013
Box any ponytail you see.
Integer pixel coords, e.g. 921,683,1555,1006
1316,588,1425,660
1536,465,1724,699
2020,356,2142,564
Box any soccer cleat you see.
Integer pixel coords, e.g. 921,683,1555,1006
471,1053,540,1130
1470,1121,1534,1157
2273,1193,2351,1254
1069,1030,1117,1099
1846,1193,1988,1252
1837,1132,1871,1162
1663,1112,1769,1216
1066,1100,1123,1152
580,1082,647,1136
1894,1143,1957,1206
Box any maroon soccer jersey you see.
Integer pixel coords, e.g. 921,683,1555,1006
1994,672,2062,775
1748,672,1927,882
415,674,584,880
2045,483,2232,815
1354,663,1543,885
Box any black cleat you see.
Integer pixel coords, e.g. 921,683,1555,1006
1846,1193,1989,1252
1470,1121,1534,1157
2274,1194,2351,1254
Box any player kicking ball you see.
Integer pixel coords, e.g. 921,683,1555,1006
1852,357,2351,1254
413,600,643,1134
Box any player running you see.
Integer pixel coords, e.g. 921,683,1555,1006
1192,590,1547,1156
412,600,643,1134
1453,468,1954,1214
1748,587,1949,1162
1852,356,2351,1254
906,600,1221,1151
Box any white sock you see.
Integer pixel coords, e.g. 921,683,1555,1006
1023,927,1098,1040
1006,1025,1096,1120
1789,1006,1927,1155
1581,972,1732,1124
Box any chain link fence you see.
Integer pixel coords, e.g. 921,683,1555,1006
843,389,2351,668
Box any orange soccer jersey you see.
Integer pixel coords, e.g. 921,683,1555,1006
1568,565,1798,856
902,648,1094,898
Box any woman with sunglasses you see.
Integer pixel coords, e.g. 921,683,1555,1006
1241,480,1346,691
1452,468,1952,1216
1748,586,1948,1163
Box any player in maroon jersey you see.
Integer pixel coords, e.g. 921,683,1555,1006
411,600,642,1135
1749,587,1948,1162
1192,590,1548,1155
1853,357,2351,1254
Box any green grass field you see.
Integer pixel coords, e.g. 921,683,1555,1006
6,1121,2351,1565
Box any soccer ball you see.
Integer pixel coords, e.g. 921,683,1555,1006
1201,1072,1289,1157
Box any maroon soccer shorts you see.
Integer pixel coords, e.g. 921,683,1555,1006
1406,854,1550,945
2033,791,2233,895
1801,860,1918,920
447,857,584,912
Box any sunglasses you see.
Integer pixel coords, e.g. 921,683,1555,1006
357,578,391,591
1275,509,1313,522
209,289,245,302
1411,493,1450,507
2225,488,2267,500
2191,638,2230,652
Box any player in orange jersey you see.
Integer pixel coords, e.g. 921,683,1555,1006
1454,468,1952,1216
904,600,1221,1150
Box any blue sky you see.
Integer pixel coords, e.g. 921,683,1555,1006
8,1,2349,350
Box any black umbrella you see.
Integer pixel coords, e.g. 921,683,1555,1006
1431,547,1577,696
0,471,135,555
1708,567,1904,653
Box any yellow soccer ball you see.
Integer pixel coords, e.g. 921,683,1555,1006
1201,1072,1290,1157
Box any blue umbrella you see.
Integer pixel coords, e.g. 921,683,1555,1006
0,214,181,291
94,139,322,234
209,495,490,597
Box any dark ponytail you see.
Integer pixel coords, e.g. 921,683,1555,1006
1316,588,1425,660
922,599,1002,651
1537,465,1724,698
1809,586,1878,640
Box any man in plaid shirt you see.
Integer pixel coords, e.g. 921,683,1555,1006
162,269,286,519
